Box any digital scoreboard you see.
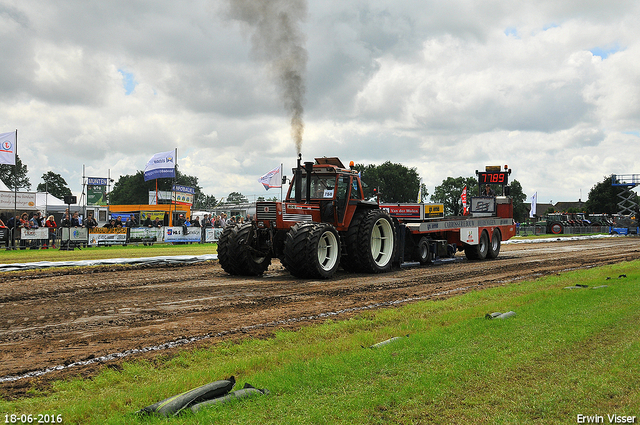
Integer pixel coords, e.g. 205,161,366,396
478,171,509,185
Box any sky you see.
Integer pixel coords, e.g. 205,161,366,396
1,0,639,205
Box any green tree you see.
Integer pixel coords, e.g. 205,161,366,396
37,171,72,199
194,194,218,210
353,161,421,203
0,154,31,190
431,176,477,216
110,169,204,205
509,179,528,222
585,176,638,214
226,192,248,204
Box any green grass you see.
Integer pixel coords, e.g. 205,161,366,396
1,262,639,424
0,243,217,264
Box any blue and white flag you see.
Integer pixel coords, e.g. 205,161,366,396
258,165,281,190
0,131,16,165
529,192,537,218
144,150,176,181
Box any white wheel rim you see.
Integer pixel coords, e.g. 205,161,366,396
371,218,393,266
317,230,339,271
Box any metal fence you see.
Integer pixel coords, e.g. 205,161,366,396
1,226,225,250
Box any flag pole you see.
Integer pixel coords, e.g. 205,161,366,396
280,163,283,201
12,129,17,250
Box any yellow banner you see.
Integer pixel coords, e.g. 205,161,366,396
89,228,128,234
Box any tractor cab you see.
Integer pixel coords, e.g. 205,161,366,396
283,156,366,230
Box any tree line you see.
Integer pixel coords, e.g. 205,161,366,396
0,155,633,221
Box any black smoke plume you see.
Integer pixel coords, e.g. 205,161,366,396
228,0,308,153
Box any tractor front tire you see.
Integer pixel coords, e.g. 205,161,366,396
231,222,272,276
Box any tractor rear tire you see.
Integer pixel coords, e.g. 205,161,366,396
342,209,396,273
487,228,501,259
231,222,272,276
218,225,241,275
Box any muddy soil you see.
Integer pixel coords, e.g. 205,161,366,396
1,237,638,398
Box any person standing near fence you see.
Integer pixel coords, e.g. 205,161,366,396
45,215,57,248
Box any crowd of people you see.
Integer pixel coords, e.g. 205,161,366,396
0,210,254,249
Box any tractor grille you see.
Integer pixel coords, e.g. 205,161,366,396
256,202,278,221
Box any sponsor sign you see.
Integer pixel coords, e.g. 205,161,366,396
460,227,479,245
424,204,444,219
204,227,224,243
61,227,89,243
87,177,108,186
129,227,163,242
172,185,195,195
87,185,108,206
164,226,201,243
141,211,166,221
470,197,496,214
88,228,127,246
20,228,49,240
0,192,37,210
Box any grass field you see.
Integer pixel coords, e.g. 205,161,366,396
0,243,217,265
1,260,638,424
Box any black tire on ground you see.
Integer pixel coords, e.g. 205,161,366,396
487,228,501,259
343,209,396,273
282,222,315,278
340,210,367,272
305,223,342,278
464,230,489,261
230,222,272,276
414,236,431,265
218,224,241,275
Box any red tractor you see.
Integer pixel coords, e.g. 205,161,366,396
218,156,397,278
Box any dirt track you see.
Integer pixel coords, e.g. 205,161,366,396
1,237,639,398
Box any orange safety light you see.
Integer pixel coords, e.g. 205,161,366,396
349,160,355,169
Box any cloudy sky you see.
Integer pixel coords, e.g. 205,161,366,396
1,0,639,205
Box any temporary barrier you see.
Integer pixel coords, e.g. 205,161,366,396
163,226,202,243
129,227,163,244
88,228,127,246
204,227,224,243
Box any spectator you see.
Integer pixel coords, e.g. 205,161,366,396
114,216,123,228
45,215,57,248
103,219,116,229
61,212,71,227
144,215,153,227
192,216,201,227
152,217,163,227
483,185,496,196
85,213,98,229
71,212,81,227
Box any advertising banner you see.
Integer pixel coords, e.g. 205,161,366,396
172,185,195,206
164,226,201,243
141,211,165,222
88,228,127,246
204,227,224,243
87,185,108,206
20,228,49,240
129,227,163,242
61,227,89,243
0,191,37,210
